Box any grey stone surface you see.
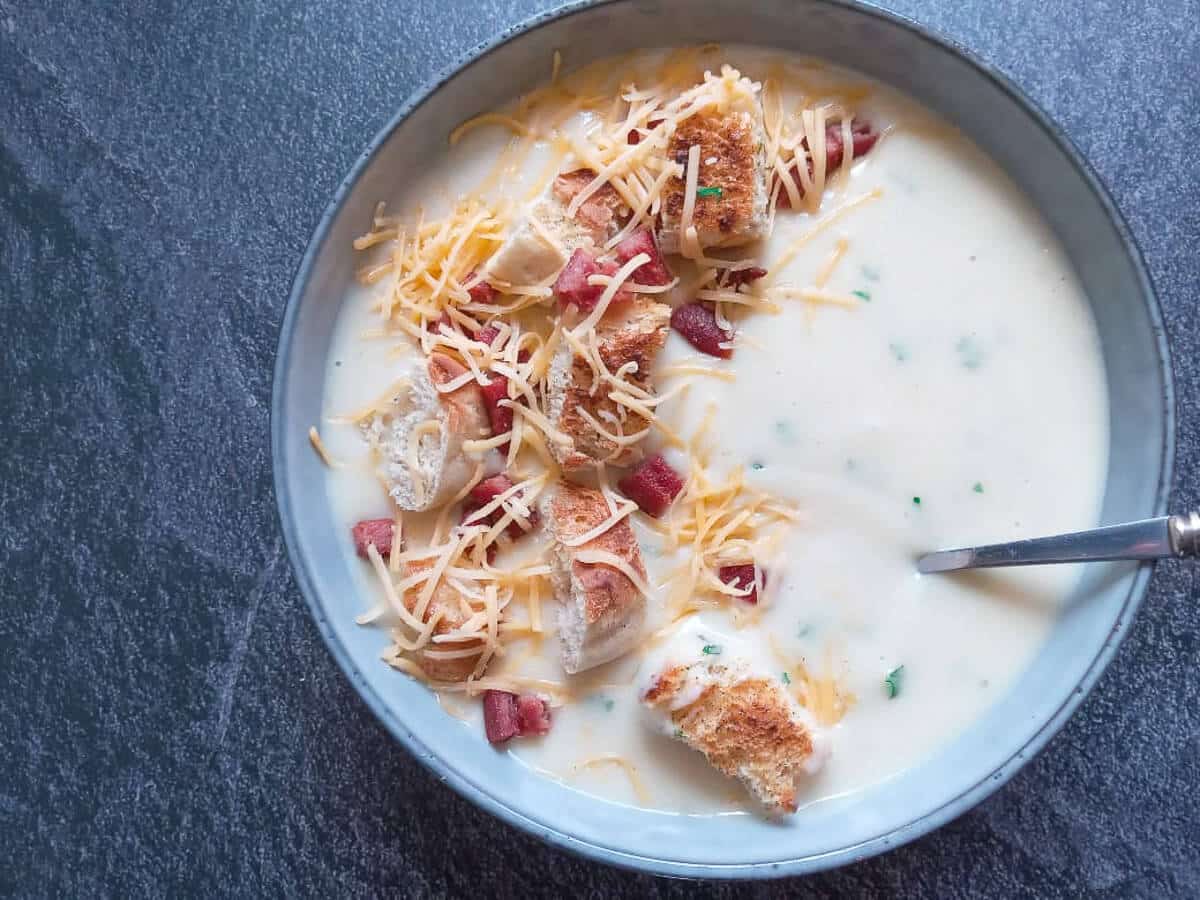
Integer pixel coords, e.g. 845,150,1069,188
1,0,1197,895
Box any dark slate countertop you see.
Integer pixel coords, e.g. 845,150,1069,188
2,0,1197,896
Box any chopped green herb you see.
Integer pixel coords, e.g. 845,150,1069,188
701,644,723,656
673,727,685,739
751,461,765,471
696,185,723,198
589,693,615,711
773,420,796,444
861,264,881,282
852,289,872,302
781,671,792,685
912,496,922,506
797,623,814,638
973,482,985,494
884,664,905,699
889,342,909,362
956,336,985,370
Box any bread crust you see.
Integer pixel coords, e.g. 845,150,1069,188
643,662,818,813
546,483,648,673
659,100,769,254
546,297,670,471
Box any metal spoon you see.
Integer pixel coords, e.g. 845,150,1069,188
917,510,1200,574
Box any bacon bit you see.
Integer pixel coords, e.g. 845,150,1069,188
484,690,552,744
553,248,631,312
462,473,539,539
467,272,499,304
779,118,880,209
516,694,552,735
475,324,501,347
670,302,732,359
618,454,685,518
483,690,520,743
722,266,768,289
614,228,673,286
627,118,664,145
352,519,397,560
719,564,766,604
479,375,513,440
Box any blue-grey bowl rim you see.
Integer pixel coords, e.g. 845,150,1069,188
271,0,1176,879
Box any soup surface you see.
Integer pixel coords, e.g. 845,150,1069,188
317,45,1108,816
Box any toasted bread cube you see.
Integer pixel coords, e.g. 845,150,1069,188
545,483,648,673
364,354,489,512
639,622,827,813
544,296,670,471
658,83,769,254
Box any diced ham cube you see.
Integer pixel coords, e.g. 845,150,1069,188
614,228,673,286
723,266,768,289
475,324,501,347
618,454,685,518
670,302,733,358
779,118,880,209
462,473,539,539
352,519,397,560
553,249,631,312
466,272,499,304
719,564,767,604
516,694,552,735
479,374,513,438
483,690,553,744
483,690,521,744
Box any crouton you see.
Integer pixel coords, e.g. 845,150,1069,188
364,353,489,511
658,81,769,254
544,296,671,471
639,621,827,813
483,169,627,286
545,483,648,674
401,558,489,682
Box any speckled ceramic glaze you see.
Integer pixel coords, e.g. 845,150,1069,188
271,0,1173,878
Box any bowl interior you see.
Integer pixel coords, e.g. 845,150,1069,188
272,0,1173,878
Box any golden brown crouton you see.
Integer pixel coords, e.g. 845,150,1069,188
545,296,671,471
658,94,769,254
642,656,822,813
545,483,648,673
401,558,490,683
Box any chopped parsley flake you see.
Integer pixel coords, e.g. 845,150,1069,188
889,342,909,362
696,186,723,198
797,623,814,638
861,264,881,282
781,671,792,685
701,644,722,656
912,496,922,506
956,335,985,370
751,461,765,471
973,482,985,494
673,727,685,739
884,665,905,699
773,420,796,444
852,289,872,302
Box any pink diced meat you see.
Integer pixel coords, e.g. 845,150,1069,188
669,302,732,358
483,690,551,744
553,249,631,312
719,564,767,604
617,454,685,518
352,519,396,560
614,228,673,286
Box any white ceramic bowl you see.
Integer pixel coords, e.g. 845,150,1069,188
272,0,1174,878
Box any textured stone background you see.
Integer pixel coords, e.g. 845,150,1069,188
2,0,1197,896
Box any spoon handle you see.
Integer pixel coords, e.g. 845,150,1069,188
917,510,1200,574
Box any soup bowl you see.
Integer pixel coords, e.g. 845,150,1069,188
271,0,1174,878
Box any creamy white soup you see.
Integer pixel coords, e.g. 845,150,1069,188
316,45,1108,816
